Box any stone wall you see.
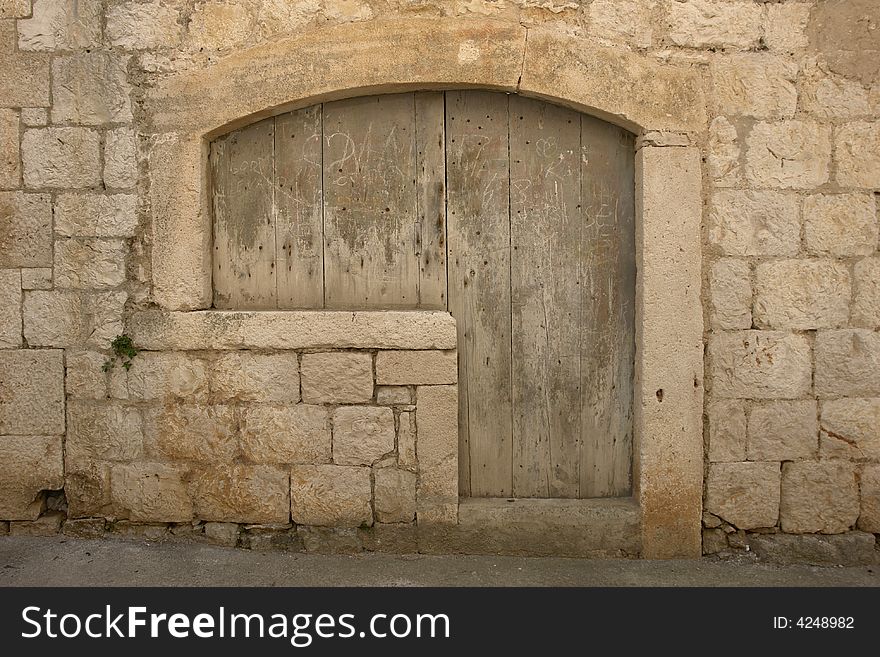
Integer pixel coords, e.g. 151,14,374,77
0,0,878,561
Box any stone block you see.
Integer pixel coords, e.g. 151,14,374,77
853,257,880,328
707,399,746,463
710,55,797,118
709,331,812,399
53,239,127,289
815,330,880,397
211,352,299,403
819,399,880,461
332,406,394,466
376,350,457,385
104,127,137,189
9,511,64,536
143,404,236,463
707,117,740,187
23,290,126,348
301,352,373,404
17,0,102,50
859,464,880,532
22,128,101,189
51,53,132,125
709,258,751,330
54,194,138,238
65,350,108,399
803,194,877,257
781,461,859,534
0,349,64,435
836,122,880,188
66,401,143,467
62,517,107,538
190,464,290,524
397,410,417,471
240,404,330,464
666,0,762,49
708,190,799,257
0,192,52,267
0,22,49,108
750,532,876,566
376,386,412,405
298,526,362,554
20,268,52,290
110,462,193,522
754,260,850,330
20,108,47,127
0,269,21,348
0,1,29,18
204,522,240,546
415,385,458,524
0,435,63,520
748,400,818,462
764,2,810,53
65,462,111,518
290,464,372,527
188,0,254,51
374,468,416,523
705,462,780,530
0,109,19,189
110,351,209,402
745,121,831,189
802,73,873,119
107,1,182,50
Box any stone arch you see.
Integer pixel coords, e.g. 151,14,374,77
141,16,706,559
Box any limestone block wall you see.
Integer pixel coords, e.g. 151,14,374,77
0,0,878,560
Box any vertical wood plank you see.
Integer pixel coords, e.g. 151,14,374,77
446,90,513,497
509,95,582,499
275,106,324,308
322,94,419,308
210,118,277,308
578,115,636,498
414,92,447,309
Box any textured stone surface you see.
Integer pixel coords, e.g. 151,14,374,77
709,331,812,399
0,22,49,108
416,385,458,524
240,405,330,464
22,128,101,189
55,194,138,238
0,435,64,520
374,467,417,523
65,351,108,400
710,55,797,118
107,1,182,49
706,117,740,187
204,522,240,546
819,399,880,461
836,122,880,188
666,0,761,49
859,465,880,532
376,350,457,385
17,0,102,50
745,121,831,189
23,290,126,348
66,401,143,468
764,2,810,54
0,269,21,348
332,406,394,466
143,404,236,463
110,352,209,402
0,109,19,189
709,259,751,330
211,352,299,403
708,190,800,257
0,192,52,267
803,194,877,257
807,0,880,85
20,268,51,290
705,462,780,530
748,401,818,462
0,349,64,435
110,462,192,522
754,260,850,330
20,108,47,127
750,532,877,566
53,239,127,289
375,386,412,405
0,0,29,18
397,410,417,471
853,257,880,327
301,352,373,404
707,399,746,463
589,0,655,49
814,330,880,397
290,465,372,527
104,128,138,189
51,53,132,125
190,465,290,524
781,461,859,534
801,73,874,119
189,0,253,51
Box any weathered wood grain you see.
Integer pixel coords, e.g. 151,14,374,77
446,90,513,497
211,117,276,308
509,95,582,498
275,106,324,308
322,94,419,308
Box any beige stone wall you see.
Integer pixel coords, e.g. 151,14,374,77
0,0,878,560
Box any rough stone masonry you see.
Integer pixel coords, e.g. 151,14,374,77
0,0,879,562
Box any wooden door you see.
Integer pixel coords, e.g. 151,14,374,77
210,91,635,499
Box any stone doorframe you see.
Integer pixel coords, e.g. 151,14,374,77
141,18,706,559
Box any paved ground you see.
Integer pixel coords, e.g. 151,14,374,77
0,536,877,586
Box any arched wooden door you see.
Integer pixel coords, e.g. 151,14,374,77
210,91,635,499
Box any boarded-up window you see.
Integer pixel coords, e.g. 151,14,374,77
210,91,635,499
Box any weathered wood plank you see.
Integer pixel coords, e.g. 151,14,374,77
322,93,419,308
414,91,447,309
211,117,277,308
446,90,513,497
275,106,324,308
578,115,636,498
509,95,582,498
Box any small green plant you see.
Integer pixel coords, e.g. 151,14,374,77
103,334,139,372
